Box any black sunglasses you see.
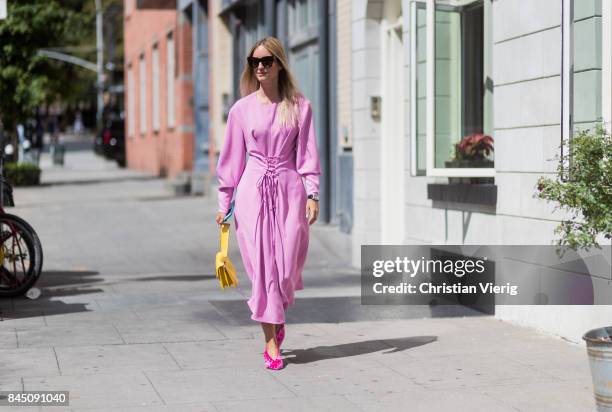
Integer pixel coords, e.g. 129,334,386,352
247,55,276,69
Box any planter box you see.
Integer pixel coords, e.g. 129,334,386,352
427,183,497,206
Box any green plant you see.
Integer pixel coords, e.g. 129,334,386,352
536,125,612,250
5,163,41,186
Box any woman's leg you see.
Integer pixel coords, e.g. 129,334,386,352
261,323,279,358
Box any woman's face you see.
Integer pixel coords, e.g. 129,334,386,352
252,45,282,85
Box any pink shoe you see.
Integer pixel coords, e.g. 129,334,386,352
276,324,285,348
263,349,284,370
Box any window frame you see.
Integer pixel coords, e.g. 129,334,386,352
410,0,494,178
166,31,176,129
138,53,147,136
152,44,160,133
561,0,611,178
127,64,135,138
410,1,427,176
125,0,133,17
287,0,319,48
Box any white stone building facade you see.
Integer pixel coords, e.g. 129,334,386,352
350,0,612,343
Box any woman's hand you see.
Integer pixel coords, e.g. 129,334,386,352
215,212,226,226
306,199,319,225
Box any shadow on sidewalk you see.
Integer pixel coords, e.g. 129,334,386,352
0,270,105,320
282,335,437,365
131,274,217,282
39,175,159,187
0,271,221,321
208,296,487,327
35,270,103,288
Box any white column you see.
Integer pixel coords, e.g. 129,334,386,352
425,0,434,175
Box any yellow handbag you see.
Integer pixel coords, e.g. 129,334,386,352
215,221,238,289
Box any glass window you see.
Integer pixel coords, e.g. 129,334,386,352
288,2,294,34
412,0,492,176
293,51,310,94
139,54,147,135
167,33,175,129
125,0,134,16
127,66,135,137
242,2,265,59
152,45,160,132
292,46,321,146
308,0,318,26
434,1,488,169
414,4,427,175
288,0,318,34
298,0,307,28
572,0,602,133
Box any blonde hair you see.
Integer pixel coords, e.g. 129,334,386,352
240,37,301,128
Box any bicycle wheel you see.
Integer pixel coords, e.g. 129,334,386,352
3,214,43,281
0,215,38,297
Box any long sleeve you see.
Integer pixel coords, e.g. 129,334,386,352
216,106,247,214
296,98,321,196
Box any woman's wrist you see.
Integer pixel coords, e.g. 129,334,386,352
307,192,319,201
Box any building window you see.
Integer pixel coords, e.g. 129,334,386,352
563,0,603,134
125,0,134,17
127,65,135,137
287,0,321,129
152,45,160,132
139,53,147,135
411,0,493,178
242,2,266,59
572,0,603,133
167,32,175,129
561,0,607,176
288,0,319,35
412,3,427,175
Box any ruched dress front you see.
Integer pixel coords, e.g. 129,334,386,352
216,91,321,324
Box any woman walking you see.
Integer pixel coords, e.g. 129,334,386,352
215,37,321,370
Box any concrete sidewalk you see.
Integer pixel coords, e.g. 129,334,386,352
0,151,597,411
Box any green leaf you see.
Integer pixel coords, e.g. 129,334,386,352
536,125,612,251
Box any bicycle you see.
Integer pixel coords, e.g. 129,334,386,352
0,142,44,297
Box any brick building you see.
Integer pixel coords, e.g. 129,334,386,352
123,0,194,178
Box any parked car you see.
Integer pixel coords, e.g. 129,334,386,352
94,117,125,167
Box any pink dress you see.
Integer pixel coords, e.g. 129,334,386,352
216,91,321,324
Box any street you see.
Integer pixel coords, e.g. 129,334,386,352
0,148,597,411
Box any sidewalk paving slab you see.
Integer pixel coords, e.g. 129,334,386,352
23,372,166,409
0,151,598,412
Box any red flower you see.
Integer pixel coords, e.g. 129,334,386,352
455,133,494,161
